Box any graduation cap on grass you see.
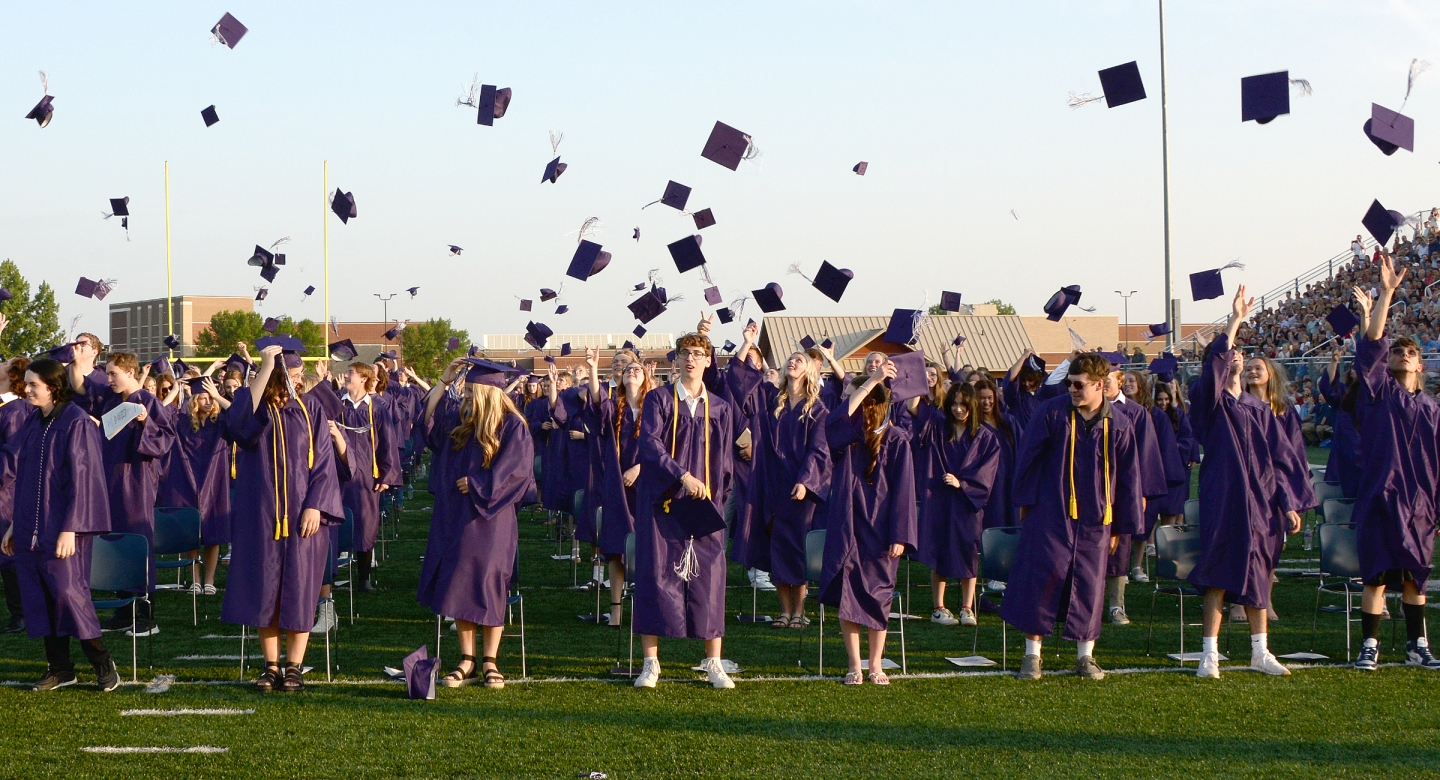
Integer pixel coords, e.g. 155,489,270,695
1068,61,1145,108
402,646,438,700
1189,261,1244,302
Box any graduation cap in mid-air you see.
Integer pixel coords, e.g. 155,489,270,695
667,235,706,273
1147,322,1172,341
1189,261,1244,302
1043,285,1084,321
448,245,463,256
259,264,280,283
703,286,723,306
939,291,962,313
210,12,248,48
1364,103,1415,156
632,228,640,241
406,287,420,298
643,180,691,211
201,105,219,127
751,283,785,313
692,208,716,230
566,240,610,280
75,277,115,300
164,334,181,350
474,85,513,127
1148,354,1179,383
254,288,268,302
302,286,316,299
26,89,54,128
384,324,403,340
1326,304,1361,338
1241,71,1291,124
518,299,532,312
262,317,280,334
722,340,737,353
884,309,922,346
809,261,853,303
629,289,667,324
1069,61,1145,108
716,307,735,324
107,198,130,218
1361,199,1406,246
853,161,868,175
700,121,754,171
524,321,552,350
329,340,357,361
541,156,566,184
560,343,572,357
150,356,172,377
539,288,558,302
330,189,356,224
447,337,460,351
555,305,569,314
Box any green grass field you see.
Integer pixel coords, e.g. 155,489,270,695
1,454,1437,779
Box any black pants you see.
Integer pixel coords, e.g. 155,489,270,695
43,635,111,673
357,550,374,584
1,565,22,622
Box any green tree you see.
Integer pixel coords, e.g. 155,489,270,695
0,259,65,356
399,319,470,382
195,310,325,359
927,304,947,316
985,298,1017,315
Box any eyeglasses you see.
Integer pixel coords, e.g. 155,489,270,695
677,349,708,359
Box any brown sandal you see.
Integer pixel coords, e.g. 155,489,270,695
481,656,505,689
441,654,479,688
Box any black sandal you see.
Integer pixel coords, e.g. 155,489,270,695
254,662,281,693
441,654,479,688
280,662,304,692
481,656,505,689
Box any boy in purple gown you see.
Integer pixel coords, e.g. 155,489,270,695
1350,256,1440,671
632,331,741,689
334,362,400,593
221,338,345,692
1101,368,1175,626
1003,348,1045,430
1188,287,1304,678
1002,353,1143,681
72,352,177,637
0,358,119,691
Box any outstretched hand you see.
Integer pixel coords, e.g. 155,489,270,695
1231,284,1255,323
1379,253,1407,292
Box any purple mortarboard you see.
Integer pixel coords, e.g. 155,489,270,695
201,105,219,127
163,334,181,350
560,343,572,356
1326,304,1361,337
303,285,316,297
667,235,706,273
592,251,612,277
1361,199,1399,246
853,161,868,175
260,264,279,283
448,245,463,255
524,321,552,350
476,85,497,127
1148,354,1178,379
822,338,834,349
384,325,402,340
660,181,691,211
173,359,192,377
752,283,785,313
665,350,677,363
566,240,606,280
1364,103,1414,155
1189,270,1224,302
1241,71,1290,123
632,228,640,241
887,351,929,402
716,307,735,324
519,299,532,312
26,95,54,128
248,245,273,267
542,156,566,184
255,335,305,355
1043,285,1083,321
633,325,647,338
273,253,285,266
812,261,853,303
45,343,77,362
464,359,512,388
150,356,171,377
407,287,420,298
884,309,920,345
379,350,399,360
622,340,635,350
1147,322,1172,339
703,286,723,306
328,340,357,361
182,376,210,392
799,336,816,350
556,305,569,314
447,337,460,351
939,291,961,313
211,12,248,49
629,290,666,324
330,189,356,224
75,277,98,298
692,208,716,230
1097,61,1146,108
492,88,512,119
539,288,558,302
109,198,130,218
722,341,736,353
262,317,280,334
225,352,251,372
543,354,555,365
953,334,967,347
1024,354,1046,373
1095,352,1125,369
700,121,750,171
468,345,480,357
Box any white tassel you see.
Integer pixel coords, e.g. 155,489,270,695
549,130,563,156
95,279,118,298
1289,78,1313,97
1077,305,1096,313
674,537,700,582
786,262,813,283
1067,92,1105,109
455,74,479,108
1219,259,1246,271
1405,58,1432,105
38,70,48,94
269,236,291,251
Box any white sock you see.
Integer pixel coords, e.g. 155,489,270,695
1419,637,1431,649
1250,633,1268,658
1025,638,1042,656
1202,636,1218,655
1076,640,1095,660
644,656,660,668
1363,637,1378,648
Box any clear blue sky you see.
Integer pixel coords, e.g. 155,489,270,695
2,1,1437,345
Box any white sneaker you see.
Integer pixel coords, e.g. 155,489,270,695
987,579,1007,593
702,657,735,689
1250,651,1291,676
311,598,336,634
754,571,776,592
634,658,660,688
1109,606,1131,626
1129,566,1149,584
957,607,977,627
931,608,959,626
1197,651,1221,678
746,568,758,586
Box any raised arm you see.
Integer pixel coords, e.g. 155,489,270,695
584,347,601,400
424,358,464,427
1365,253,1405,342
847,360,895,417
1007,348,1033,381
248,345,282,414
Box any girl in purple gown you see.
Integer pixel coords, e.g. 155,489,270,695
1145,382,1196,538
1317,349,1362,498
0,354,33,635
974,379,1021,531
1002,348,1045,431
0,358,118,691
334,362,401,593
175,378,233,595
221,340,345,693
916,382,1001,628
820,363,917,686
582,348,649,626
419,358,535,690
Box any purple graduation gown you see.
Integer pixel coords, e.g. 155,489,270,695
819,410,917,631
0,397,36,570
1003,382,1040,431
1105,397,1173,577
582,388,642,557
1352,336,1440,588
742,391,831,586
1000,396,1143,641
171,412,234,546
981,413,1022,529
1148,406,1195,519
334,394,402,553
3,401,110,640
418,402,534,627
220,388,345,633
1186,334,1293,609
1318,370,1362,498
915,408,1001,580
525,396,557,506
713,359,765,561
549,387,591,528
633,383,737,640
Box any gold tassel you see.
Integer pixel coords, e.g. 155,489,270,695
1102,418,1113,526
1068,411,1078,520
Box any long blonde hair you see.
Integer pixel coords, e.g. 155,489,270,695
1245,356,1292,416
450,383,521,466
774,352,821,419
188,389,220,431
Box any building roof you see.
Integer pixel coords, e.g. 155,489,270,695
756,314,1036,373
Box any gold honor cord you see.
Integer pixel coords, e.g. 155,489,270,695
366,400,378,479
1067,410,1113,526
268,405,289,540
663,386,710,513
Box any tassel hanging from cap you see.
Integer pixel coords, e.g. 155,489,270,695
1218,259,1246,272
674,537,700,582
1067,92,1105,109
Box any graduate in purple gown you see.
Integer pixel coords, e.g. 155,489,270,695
419,358,535,690
0,358,119,691
1101,367,1173,626
171,378,233,595
701,318,766,584
0,354,34,634
1187,288,1303,679
66,332,110,412
810,342,850,414
632,331,739,690
582,348,648,626
1318,349,1362,498
915,382,1000,628
524,382,553,498
1001,353,1143,681
538,370,575,515
1144,381,1197,538
974,378,1021,531
1003,348,1045,431
333,362,401,593
71,352,177,636
740,350,830,629
221,338,344,692
820,364,916,686
1348,258,1440,671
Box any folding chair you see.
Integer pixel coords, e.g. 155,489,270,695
568,490,586,586
969,526,1022,670
797,529,827,674
1311,521,1364,661
504,547,526,679
336,509,356,624
1321,498,1353,526
619,532,640,676
579,507,608,622
152,507,202,626
90,533,151,682
1144,524,1206,663
1183,499,1200,527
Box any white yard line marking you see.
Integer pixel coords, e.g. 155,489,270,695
173,655,263,661
121,709,254,716
81,746,229,754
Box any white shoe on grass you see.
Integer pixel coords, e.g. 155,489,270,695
1250,651,1291,676
931,608,959,626
634,658,660,688
702,657,735,689
1196,651,1221,679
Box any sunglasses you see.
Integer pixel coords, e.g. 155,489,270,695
1064,379,1097,390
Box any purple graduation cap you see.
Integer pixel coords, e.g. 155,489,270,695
821,338,834,349
1098,351,1128,368
887,351,929,402
541,156,566,184
45,343,77,362
260,264,280,283
329,340,357,361
150,356,172,377
1326,304,1361,338
1147,322,1172,340
262,317,280,334
752,283,785,313
379,349,399,360
248,245,274,267
1189,270,1224,301
560,343,572,356
1361,199,1400,246
201,105,219,127
703,286,723,306
566,241,606,281
303,285,316,298
403,646,439,701
173,359,192,377
939,291,962,313
331,189,357,224
1024,354,1046,373
539,288,558,302
853,162,868,175
799,336,817,350
658,181,691,211
1241,71,1291,123
632,228,640,241
255,334,306,355
447,336,460,351
519,299,532,311
1097,61,1146,108
255,288,268,302
163,334,181,350
716,307,735,324
633,325,647,338
475,85,502,127
26,93,55,128
953,334,967,347
665,350,677,363
700,121,751,171
622,340,635,351
75,277,99,298
556,305,569,314
407,287,420,298
385,324,403,340
542,354,556,365
448,245,463,256
722,340,736,353
1043,285,1083,321
225,352,252,373
812,261,853,303
629,289,667,324
667,235,706,274
1148,354,1178,382
692,208,716,230
109,198,130,218
884,309,920,345
211,12,248,49
1364,103,1414,155
524,321,552,349
632,282,647,292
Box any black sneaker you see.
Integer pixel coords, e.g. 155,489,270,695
126,619,160,638
1405,640,1440,669
1355,643,1380,671
0,618,24,634
94,659,121,692
32,667,77,691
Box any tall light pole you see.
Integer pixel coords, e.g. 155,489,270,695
1159,0,1174,350
1116,290,1137,350
374,293,396,342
